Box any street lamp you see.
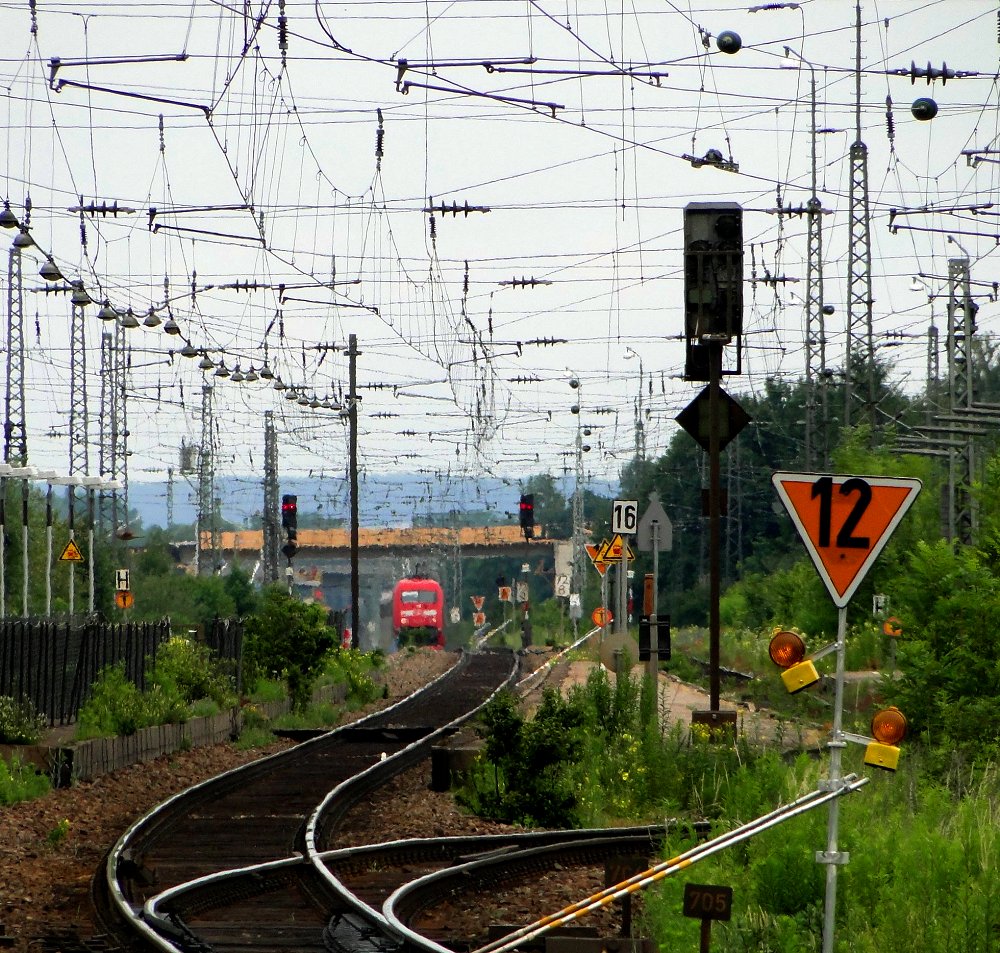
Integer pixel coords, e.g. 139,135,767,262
624,347,646,461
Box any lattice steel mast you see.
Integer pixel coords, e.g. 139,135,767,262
4,244,26,464
844,3,875,429
262,410,279,584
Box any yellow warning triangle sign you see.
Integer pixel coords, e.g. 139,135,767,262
59,538,85,562
597,534,635,563
772,472,921,608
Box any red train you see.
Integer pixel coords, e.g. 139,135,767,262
392,577,446,648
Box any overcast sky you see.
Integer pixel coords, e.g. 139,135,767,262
1,0,998,524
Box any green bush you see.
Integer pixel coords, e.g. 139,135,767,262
244,587,337,711
0,695,48,744
0,754,49,805
148,635,235,709
319,648,384,709
76,664,188,739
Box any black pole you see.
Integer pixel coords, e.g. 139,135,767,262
708,342,722,712
348,334,360,650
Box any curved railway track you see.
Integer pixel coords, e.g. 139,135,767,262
95,642,695,953
98,649,518,952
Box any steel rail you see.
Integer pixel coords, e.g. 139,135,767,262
101,649,508,951
469,775,871,953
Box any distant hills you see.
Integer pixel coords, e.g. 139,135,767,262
128,473,617,532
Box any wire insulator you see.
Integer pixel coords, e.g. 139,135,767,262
375,108,384,168
277,0,287,68
429,214,437,243
885,95,895,141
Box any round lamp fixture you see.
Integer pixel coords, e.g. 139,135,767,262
39,260,62,281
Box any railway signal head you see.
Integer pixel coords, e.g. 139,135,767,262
768,629,820,694
864,706,908,771
281,494,298,530
281,540,298,560
519,493,535,540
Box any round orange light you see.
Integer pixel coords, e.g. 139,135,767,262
769,630,806,669
871,706,907,745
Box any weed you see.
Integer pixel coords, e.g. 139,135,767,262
0,695,48,744
0,754,49,805
45,818,70,847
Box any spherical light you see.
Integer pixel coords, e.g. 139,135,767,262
143,308,162,328
309,395,321,408
259,362,274,380
214,361,230,378
39,260,62,281
163,316,181,335
0,204,18,229
180,342,199,358
120,308,140,329
273,378,286,391
12,228,33,249
198,354,214,370
911,97,938,121
231,364,245,383
285,387,299,401
244,366,259,382
716,30,742,54
97,301,117,321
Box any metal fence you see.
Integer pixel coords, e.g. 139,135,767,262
0,617,246,727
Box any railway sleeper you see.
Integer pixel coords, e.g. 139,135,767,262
338,726,439,743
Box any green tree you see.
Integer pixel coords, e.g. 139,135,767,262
243,587,337,710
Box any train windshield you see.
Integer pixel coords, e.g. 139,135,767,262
400,589,438,604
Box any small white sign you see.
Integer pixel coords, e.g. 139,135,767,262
115,569,130,592
516,581,529,603
555,573,570,597
449,607,461,624
612,499,638,535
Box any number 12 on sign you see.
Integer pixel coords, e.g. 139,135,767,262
772,472,921,608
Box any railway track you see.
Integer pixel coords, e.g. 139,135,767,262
94,641,704,953
97,648,518,952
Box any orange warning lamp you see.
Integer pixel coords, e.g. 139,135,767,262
768,630,820,694
864,706,907,771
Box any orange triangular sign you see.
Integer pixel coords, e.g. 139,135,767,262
772,472,921,608
585,543,610,577
59,538,85,562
